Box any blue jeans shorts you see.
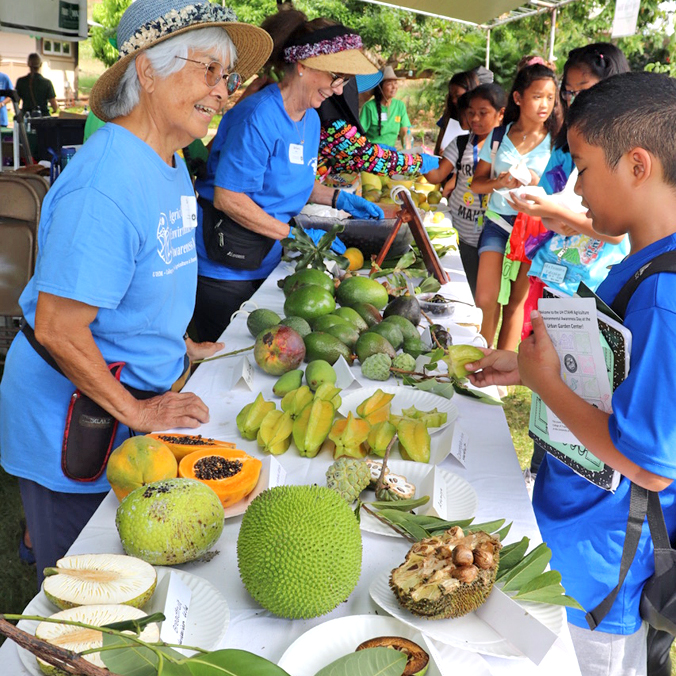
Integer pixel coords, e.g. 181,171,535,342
478,215,516,255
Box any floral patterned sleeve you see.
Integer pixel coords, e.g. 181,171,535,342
317,119,423,182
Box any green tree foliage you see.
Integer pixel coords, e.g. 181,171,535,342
90,0,132,68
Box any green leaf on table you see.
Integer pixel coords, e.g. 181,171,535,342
395,251,417,270
451,381,504,405
496,537,530,580
500,543,552,592
185,649,292,676
493,522,513,542
515,569,562,594
104,612,166,633
418,276,441,294
367,496,430,511
466,519,505,534
512,589,585,610
314,646,406,676
412,378,455,399
374,509,431,540
100,633,184,676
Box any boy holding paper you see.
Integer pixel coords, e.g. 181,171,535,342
467,72,676,676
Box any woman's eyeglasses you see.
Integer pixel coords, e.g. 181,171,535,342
327,71,351,89
175,57,242,94
562,88,582,103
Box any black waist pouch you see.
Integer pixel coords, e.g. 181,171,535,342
198,196,274,271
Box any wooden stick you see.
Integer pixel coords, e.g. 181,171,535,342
0,617,114,676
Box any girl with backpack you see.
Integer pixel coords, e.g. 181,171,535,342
424,84,507,296
470,64,561,348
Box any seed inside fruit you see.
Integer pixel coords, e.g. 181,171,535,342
194,456,243,480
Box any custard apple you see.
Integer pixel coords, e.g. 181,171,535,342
326,457,371,503
392,353,416,373
361,353,392,381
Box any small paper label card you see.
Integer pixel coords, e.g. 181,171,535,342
230,355,254,391
334,355,362,391
159,572,192,649
418,466,449,519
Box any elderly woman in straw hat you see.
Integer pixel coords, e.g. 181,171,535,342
191,10,384,343
0,0,271,584
360,65,412,149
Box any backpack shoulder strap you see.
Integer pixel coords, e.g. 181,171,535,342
455,134,469,175
489,125,507,179
611,250,676,319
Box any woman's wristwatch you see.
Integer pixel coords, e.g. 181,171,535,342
331,189,340,209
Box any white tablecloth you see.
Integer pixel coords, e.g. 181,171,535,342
1,252,581,676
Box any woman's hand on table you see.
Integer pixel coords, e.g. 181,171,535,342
186,336,224,361
465,347,522,387
132,391,211,432
517,310,561,394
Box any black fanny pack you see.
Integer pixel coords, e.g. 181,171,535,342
198,196,274,271
21,322,159,482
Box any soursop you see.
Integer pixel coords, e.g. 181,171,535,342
392,353,416,373
361,353,392,381
326,457,371,503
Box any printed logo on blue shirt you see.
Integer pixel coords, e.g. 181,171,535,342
154,208,196,275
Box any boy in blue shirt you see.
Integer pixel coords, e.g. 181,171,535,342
466,72,676,676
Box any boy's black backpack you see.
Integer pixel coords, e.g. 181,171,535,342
586,249,676,636
453,125,506,176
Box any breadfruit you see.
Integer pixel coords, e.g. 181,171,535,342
356,636,429,676
390,527,501,619
115,478,224,565
237,485,362,619
35,604,160,675
326,457,371,502
42,553,156,610
361,353,393,381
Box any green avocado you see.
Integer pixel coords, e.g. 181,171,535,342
304,332,353,365
284,284,336,322
355,332,396,363
336,276,389,310
333,307,369,333
368,323,404,350
247,309,281,338
324,322,360,349
279,316,312,338
403,337,430,358
381,315,420,342
352,302,383,328
283,269,335,297
311,314,352,332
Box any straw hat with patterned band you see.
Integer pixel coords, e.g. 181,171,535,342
283,25,377,76
90,0,273,121
381,65,403,82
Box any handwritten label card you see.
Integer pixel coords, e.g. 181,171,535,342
230,355,254,391
449,424,469,467
334,355,362,391
418,467,449,518
158,572,192,650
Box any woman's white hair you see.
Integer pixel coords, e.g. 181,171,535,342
100,27,236,119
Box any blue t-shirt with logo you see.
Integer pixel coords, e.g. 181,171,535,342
0,123,197,493
195,84,320,281
533,233,676,633
0,72,13,127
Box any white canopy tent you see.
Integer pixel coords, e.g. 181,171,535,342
0,0,88,42
358,0,582,66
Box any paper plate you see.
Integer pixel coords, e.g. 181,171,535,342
360,460,477,537
17,567,229,676
277,614,487,676
370,571,565,659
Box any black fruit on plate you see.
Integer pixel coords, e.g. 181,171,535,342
384,295,421,326
430,324,452,348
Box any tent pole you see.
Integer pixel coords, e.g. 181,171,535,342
486,28,491,69
548,8,557,63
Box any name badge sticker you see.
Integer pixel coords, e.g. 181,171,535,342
395,115,401,123
181,195,197,229
289,143,304,165
380,112,388,121
541,262,567,285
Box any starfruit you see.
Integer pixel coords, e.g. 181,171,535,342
400,406,448,428
236,393,276,440
329,412,371,459
356,389,395,425
367,420,397,457
257,409,294,455
281,386,314,419
292,399,335,458
396,418,431,463
313,382,342,409
444,344,485,379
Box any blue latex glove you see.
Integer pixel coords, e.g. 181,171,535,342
420,153,440,174
288,227,347,254
336,191,384,220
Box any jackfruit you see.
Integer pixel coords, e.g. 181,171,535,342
237,485,362,619
326,457,371,502
390,527,501,619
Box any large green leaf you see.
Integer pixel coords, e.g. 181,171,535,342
500,544,551,592
375,509,431,540
512,588,585,610
314,647,406,676
515,570,562,594
368,496,430,511
100,634,185,676
185,649,292,676
412,378,455,399
496,537,530,580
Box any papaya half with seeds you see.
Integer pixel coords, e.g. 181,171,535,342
179,448,262,508
147,433,236,462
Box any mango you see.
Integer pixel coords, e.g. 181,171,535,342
281,386,314,419
273,369,304,397
356,389,395,425
257,409,294,455
367,420,397,458
236,393,276,440
396,418,431,463
254,325,306,376
329,412,371,459
293,399,335,458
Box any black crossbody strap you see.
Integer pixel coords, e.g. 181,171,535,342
610,250,676,319
646,490,672,551
586,483,648,629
